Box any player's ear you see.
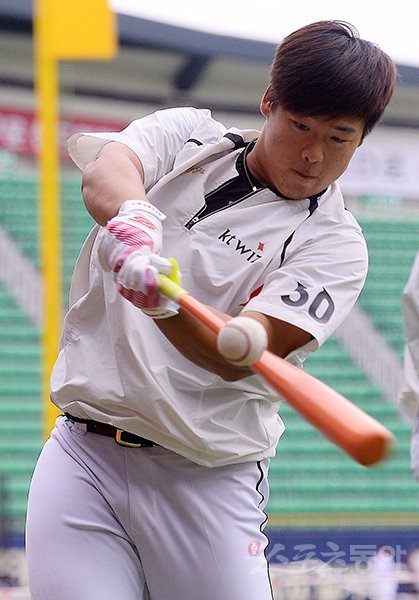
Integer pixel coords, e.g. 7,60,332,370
260,87,274,117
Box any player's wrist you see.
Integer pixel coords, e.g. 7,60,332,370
118,199,166,222
142,300,179,319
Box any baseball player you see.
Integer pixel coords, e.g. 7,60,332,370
398,252,419,480
25,21,396,600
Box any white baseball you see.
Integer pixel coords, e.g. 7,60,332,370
217,316,268,366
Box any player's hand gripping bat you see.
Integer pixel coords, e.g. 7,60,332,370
159,273,395,466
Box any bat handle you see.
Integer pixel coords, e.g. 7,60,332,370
159,273,188,303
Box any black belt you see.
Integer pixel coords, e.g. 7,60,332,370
65,413,158,448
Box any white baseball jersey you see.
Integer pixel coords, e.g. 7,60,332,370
51,107,368,467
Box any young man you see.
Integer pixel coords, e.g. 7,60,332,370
26,21,397,600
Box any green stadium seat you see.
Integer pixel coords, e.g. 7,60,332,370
1,182,419,536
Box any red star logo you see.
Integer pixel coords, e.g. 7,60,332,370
257,242,265,252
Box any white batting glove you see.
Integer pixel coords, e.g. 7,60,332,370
116,248,180,319
98,200,166,274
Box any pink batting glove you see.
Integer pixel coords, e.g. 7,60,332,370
116,249,180,319
98,200,166,274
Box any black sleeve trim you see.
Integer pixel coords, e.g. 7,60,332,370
224,132,246,149
185,138,203,146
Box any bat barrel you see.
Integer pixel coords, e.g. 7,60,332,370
345,428,394,466
253,354,395,466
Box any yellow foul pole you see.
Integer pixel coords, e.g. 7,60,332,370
34,0,62,439
34,0,117,439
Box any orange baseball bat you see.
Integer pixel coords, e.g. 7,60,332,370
159,273,394,466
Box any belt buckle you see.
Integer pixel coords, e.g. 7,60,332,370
115,429,143,448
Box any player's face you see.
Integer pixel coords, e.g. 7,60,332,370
248,95,364,200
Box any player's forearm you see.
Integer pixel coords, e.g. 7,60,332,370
82,143,148,226
155,308,253,381
156,304,312,380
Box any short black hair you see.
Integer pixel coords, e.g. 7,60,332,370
268,20,397,137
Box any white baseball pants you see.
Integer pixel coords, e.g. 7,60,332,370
25,416,274,600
